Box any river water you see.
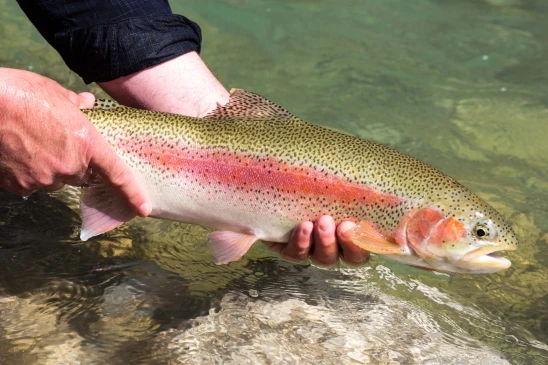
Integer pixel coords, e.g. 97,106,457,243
0,0,546,364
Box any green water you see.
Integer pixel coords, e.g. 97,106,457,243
0,0,547,364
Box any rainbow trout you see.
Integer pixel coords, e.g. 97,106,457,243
80,89,518,273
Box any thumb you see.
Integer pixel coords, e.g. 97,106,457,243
87,128,151,217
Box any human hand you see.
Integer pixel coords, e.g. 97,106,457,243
264,216,370,267
0,68,150,216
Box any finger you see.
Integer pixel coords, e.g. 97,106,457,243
0,177,39,197
336,221,370,266
61,166,95,187
20,189,38,197
310,215,339,267
280,221,314,262
63,174,87,187
87,129,151,217
2,184,38,197
43,180,66,192
263,241,284,254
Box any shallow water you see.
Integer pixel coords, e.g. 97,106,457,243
0,0,547,364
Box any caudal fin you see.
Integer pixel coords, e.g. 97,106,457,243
80,177,136,241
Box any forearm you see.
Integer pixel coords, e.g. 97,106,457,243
17,0,227,117
98,52,229,117
16,0,203,85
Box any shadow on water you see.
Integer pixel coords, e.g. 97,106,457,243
0,190,221,364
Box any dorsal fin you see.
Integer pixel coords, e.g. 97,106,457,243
93,99,122,110
204,89,296,120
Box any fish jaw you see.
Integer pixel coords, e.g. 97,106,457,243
455,243,515,272
382,252,511,274
458,254,512,273
377,242,514,274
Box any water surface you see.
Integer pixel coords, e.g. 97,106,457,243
0,0,547,364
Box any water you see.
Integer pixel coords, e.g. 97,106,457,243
0,0,547,363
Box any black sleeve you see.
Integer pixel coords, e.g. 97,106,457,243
16,0,202,84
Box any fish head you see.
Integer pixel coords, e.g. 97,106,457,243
399,200,518,274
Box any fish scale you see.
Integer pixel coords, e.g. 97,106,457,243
80,89,517,273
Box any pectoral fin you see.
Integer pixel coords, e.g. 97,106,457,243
80,177,136,241
207,231,258,264
349,221,406,255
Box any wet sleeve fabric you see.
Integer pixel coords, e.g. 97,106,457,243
16,0,202,84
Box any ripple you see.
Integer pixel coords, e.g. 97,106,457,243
156,291,510,365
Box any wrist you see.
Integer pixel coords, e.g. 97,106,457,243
98,52,229,117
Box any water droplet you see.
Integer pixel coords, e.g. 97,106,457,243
482,55,489,60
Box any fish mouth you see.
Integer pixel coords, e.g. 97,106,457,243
459,246,513,272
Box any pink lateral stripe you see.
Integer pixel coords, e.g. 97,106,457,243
127,143,402,208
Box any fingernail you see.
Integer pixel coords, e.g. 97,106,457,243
319,219,334,232
337,222,357,238
138,202,151,217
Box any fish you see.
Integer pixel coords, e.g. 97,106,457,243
80,89,518,274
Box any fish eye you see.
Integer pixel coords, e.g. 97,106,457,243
472,222,495,240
